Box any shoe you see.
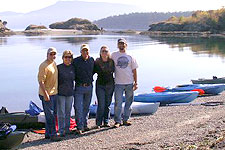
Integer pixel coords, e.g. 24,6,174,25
50,136,62,142
103,123,110,127
45,136,50,139
95,125,101,129
114,123,121,128
75,129,83,135
123,121,132,126
84,127,90,132
65,131,73,135
60,133,65,137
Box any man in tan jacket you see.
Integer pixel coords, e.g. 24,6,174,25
38,47,61,141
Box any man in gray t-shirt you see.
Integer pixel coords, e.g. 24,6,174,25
111,38,138,128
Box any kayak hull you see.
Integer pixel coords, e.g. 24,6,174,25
0,131,26,149
134,91,199,104
167,84,225,95
90,102,160,115
0,112,45,129
191,78,225,84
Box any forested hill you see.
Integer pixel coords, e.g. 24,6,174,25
149,8,225,33
94,12,193,30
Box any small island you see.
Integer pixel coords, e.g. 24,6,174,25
16,18,102,36
49,18,100,31
141,8,225,37
0,20,14,36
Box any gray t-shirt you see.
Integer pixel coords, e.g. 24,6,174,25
111,51,138,84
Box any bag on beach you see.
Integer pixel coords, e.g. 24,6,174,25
25,101,43,116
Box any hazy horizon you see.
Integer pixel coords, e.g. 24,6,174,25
0,0,224,30
0,0,224,13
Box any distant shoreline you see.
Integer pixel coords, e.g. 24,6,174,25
1,29,225,38
140,31,225,38
13,29,101,36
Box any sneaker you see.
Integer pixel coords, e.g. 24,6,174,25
103,123,110,127
65,131,73,135
84,127,90,132
50,136,62,142
45,135,50,139
60,133,65,137
114,123,121,128
123,121,132,126
95,125,101,129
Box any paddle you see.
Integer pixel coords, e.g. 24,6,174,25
153,86,167,92
153,86,205,95
191,89,205,95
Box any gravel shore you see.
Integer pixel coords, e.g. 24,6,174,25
17,92,225,150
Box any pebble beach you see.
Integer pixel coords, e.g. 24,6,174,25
17,92,225,150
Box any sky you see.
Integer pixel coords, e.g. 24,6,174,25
0,0,224,13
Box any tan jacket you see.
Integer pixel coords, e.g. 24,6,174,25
38,60,58,96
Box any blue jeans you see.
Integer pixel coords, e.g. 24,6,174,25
114,84,134,123
57,95,73,135
74,85,93,130
39,95,57,137
96,84,114,126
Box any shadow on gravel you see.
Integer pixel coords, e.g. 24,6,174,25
18,126,114,149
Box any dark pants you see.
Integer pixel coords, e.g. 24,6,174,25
74,85,93,130
39,95,57,137
96,84,114,126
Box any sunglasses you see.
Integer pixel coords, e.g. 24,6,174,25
49,52,56,56
64,56,72,59
102,50,108,53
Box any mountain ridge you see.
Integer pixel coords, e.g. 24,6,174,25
0,1,141,30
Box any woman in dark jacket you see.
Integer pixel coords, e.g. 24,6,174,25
57,50,75,137
94,45,114,128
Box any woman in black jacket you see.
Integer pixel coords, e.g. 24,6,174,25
94,45,114,128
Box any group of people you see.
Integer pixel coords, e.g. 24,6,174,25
37,38,138,141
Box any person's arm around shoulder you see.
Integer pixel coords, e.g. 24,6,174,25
93,58,99,74
38,64,50,101
110,58,115,72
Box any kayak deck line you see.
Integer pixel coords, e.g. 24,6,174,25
164,101,224,107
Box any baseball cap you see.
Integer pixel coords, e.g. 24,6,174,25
118,38,127,44
80,44,90,52
47,47,57,54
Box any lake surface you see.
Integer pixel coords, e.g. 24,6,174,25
0,34,225,112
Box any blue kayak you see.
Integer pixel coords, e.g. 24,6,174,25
134,91,199,104
90,102,160,116
164,84,225,95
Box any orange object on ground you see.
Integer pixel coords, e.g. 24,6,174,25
33,117,76,134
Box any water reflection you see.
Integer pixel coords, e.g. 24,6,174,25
0,37,7,45
148,36,225,57
50,36,96,45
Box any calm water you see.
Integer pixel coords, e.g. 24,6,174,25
0,34,225,112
